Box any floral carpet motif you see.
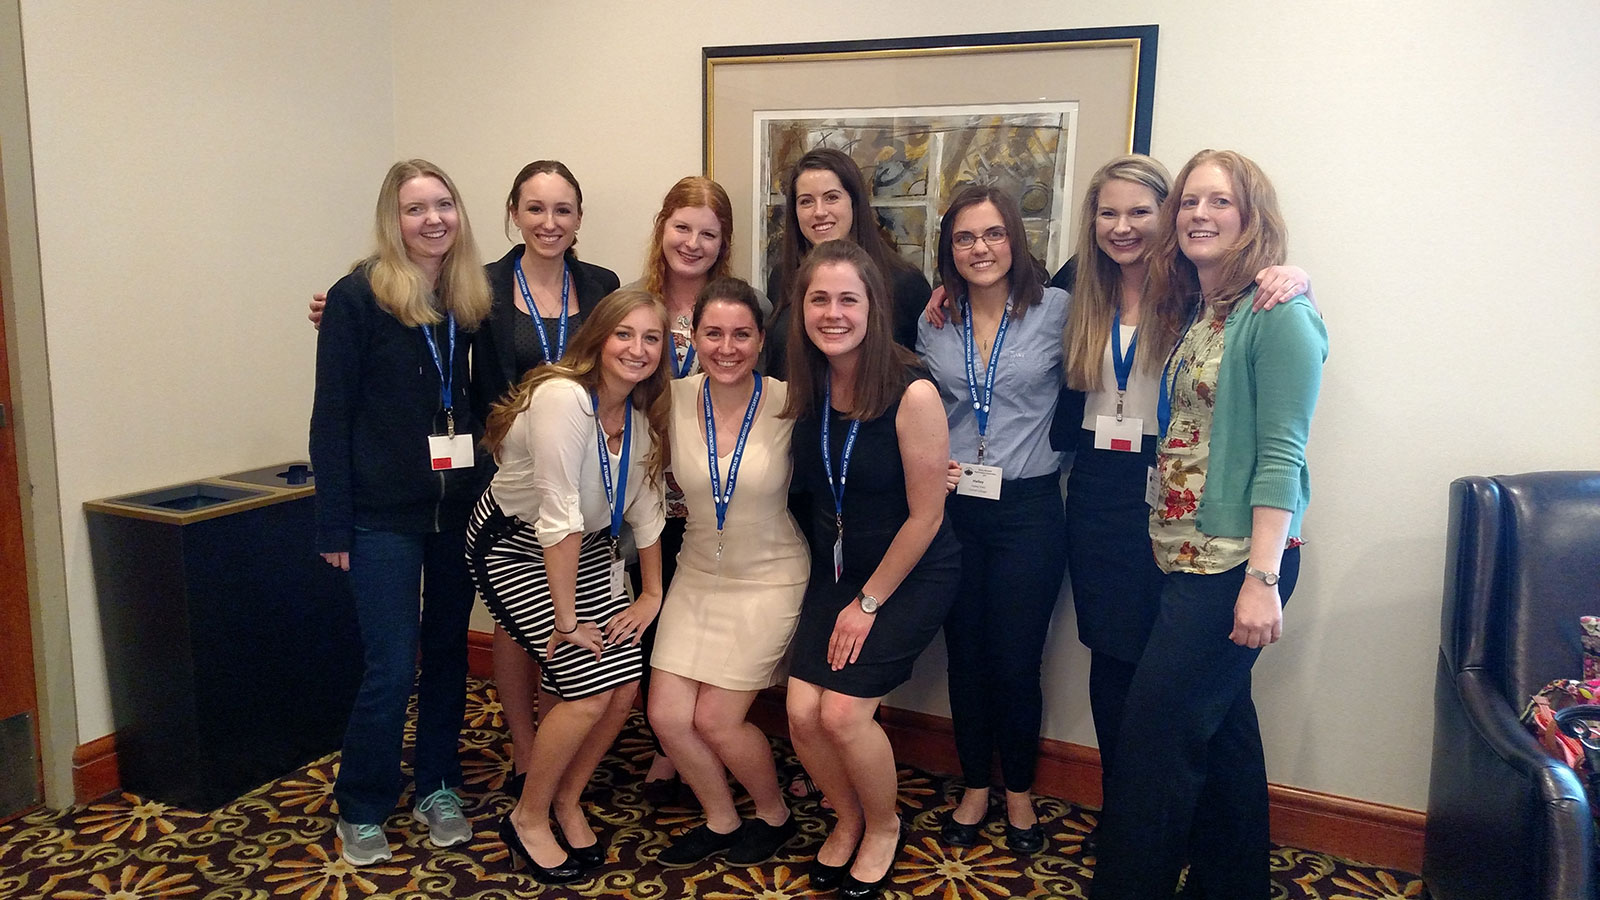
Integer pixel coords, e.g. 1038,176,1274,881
0,679,1424,899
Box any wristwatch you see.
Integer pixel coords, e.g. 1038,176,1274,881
1245,565,1280,586
855,590,881,614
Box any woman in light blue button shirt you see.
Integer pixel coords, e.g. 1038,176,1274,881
916,184,1069,856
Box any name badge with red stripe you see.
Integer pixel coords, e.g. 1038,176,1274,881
428,433,475,470
1093,414,1144,453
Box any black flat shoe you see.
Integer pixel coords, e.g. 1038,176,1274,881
497,815,581,885
1006,821,1045,855
939,807,986,847
725,814,799,865
657,821,744,868
641,775,688,809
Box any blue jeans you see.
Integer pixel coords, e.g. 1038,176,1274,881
333,528,474,824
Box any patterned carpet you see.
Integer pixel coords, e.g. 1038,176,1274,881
0,679,1426,899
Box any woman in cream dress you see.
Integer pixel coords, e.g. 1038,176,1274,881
647,277,809,868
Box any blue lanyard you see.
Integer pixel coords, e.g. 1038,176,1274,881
591,392,632,549
704,373,763,534
1156,307,1200,439
820,377,861,539
1110,308,1138,420
672,339,697,379
513,258,571,363
961,299,1011,463
418,314,457,435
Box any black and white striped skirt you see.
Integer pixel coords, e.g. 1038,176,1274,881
465,490,643,700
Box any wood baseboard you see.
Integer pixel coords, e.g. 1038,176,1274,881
71,733,118,804
467,628,494,680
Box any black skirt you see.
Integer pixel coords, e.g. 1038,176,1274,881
1064,429,1164,662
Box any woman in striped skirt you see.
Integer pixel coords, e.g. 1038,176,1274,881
466,288,671,885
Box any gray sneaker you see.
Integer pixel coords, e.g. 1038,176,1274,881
413,786,473,848
336,817,393,865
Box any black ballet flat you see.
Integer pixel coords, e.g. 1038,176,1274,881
1006,820,1046,855
939,807,988,847
498,815,582,885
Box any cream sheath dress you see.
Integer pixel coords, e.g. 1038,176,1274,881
650,374,809,691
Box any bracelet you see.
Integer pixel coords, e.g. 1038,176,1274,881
553,621,578,635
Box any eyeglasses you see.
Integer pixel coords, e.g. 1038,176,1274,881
952,227,1008,251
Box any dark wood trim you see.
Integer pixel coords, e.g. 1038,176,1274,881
71,732,118,803
467,628,494,681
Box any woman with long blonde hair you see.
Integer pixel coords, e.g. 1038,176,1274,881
466,288,670,885
310,158,490,867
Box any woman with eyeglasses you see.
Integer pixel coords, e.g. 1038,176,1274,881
916,184,1069,855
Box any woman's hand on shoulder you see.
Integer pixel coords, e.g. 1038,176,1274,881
320,551,348,571
922,284,954,328
308,292,328,329
1252,266,1314,312
605,591,662,647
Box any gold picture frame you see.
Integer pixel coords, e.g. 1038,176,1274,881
703,27,1159,284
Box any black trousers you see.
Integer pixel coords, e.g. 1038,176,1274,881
1090,549,1300,900
943,472,1068,793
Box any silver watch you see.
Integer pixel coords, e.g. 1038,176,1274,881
1245,565,1280,586
855,591,881,614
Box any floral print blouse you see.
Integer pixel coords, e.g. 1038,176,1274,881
1150,306,1251,575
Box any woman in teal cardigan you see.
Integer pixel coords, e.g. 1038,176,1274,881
1088,150,1328,900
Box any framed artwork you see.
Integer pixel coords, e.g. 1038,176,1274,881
703,26,1158,287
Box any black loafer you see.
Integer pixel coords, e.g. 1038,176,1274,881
726,815,799,866
1006,821,1045,855
657,821,744,867
939,808,985,847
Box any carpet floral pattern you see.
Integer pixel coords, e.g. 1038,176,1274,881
0,679,1424,899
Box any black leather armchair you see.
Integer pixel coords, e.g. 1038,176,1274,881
1425,472,1600,900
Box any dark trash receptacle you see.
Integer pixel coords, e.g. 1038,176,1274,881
85,462,360,810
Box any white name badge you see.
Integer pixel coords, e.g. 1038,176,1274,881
955,463,1004,500
428,433,475,470
833,534,844,583
610,556,627,602
1094,415,1145,453
1145,465,1161,509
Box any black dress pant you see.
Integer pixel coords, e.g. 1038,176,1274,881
944,472,1068,793
1089,549,1300,900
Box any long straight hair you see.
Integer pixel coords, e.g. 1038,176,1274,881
781,240,918,422
1063,155,1178,388
1147,149,1288,324
774,147,913,311
368,159,490,329
934,183,1046,320
483,288,671,486
641,176,735,298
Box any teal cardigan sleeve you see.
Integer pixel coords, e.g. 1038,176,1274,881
1245,296,1328,514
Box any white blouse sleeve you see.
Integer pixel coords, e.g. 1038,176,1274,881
521,380,594,548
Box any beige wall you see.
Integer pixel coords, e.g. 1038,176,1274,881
14,1,396,748
12,0,1599,814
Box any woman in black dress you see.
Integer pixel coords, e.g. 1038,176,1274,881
782,240,960,900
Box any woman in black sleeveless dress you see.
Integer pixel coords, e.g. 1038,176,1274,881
781,240,959,900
